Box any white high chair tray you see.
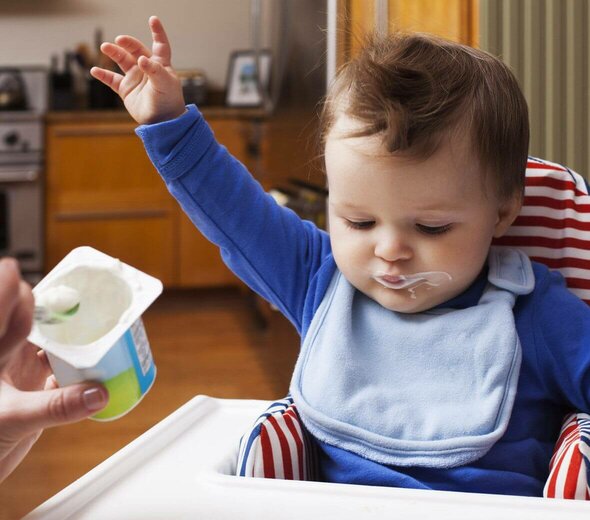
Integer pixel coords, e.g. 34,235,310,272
25,396,589,519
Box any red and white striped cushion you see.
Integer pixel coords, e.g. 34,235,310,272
236,396,318,480
494,157,590,305
544,413,590,499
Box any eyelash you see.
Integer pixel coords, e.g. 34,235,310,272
344,220,375,230
344,220,452,235
416,223,453,235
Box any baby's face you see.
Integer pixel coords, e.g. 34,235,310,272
325,115,520,313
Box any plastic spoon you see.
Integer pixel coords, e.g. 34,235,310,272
34,285,81,325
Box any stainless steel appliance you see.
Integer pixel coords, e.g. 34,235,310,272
0,66,47,283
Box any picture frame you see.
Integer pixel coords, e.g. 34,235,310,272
225,50,272,108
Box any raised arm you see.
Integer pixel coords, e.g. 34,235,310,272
136,108,332,332
93,17,332,331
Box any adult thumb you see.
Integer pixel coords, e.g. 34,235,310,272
15,384,109,434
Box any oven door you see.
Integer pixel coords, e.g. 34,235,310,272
0,165,43,280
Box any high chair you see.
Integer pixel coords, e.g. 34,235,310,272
26,158,590,519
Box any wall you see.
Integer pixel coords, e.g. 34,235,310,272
0,0,254,88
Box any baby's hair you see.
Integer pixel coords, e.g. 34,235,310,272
320,32,530,201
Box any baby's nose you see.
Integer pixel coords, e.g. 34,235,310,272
374,232,412,262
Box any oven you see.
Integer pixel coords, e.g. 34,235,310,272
0,161,43,280
0,67,47,284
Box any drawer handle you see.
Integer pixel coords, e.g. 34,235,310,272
0,169,38,182
53,127,135,137
55,209,168,221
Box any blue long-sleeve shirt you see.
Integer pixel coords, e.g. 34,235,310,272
136,105,590,497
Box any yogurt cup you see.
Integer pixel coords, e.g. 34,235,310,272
28,246,163,421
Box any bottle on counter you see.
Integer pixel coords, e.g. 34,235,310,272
50,52,76,111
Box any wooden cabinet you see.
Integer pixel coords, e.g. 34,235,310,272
340,0,478,63
45,111,264,288
45,118,177,284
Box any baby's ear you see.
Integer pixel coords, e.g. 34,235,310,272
493,194,522,238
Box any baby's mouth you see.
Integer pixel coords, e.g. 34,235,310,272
372,271,453,292
374,274,426,290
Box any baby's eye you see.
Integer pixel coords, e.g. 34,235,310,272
416,223,452,235
345,219,375,230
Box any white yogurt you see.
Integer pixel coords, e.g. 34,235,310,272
37,284,81,314
37,265,133,346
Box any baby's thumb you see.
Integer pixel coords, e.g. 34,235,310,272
138,55,169,86
16,384,108,434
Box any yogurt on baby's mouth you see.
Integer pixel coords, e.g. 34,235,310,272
29,247,163,421
373,271,453,298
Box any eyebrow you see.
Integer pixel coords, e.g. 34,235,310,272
415,204,462,213
330,200,363,209
331,200,462,213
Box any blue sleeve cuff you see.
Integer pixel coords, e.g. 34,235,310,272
135,104,215,180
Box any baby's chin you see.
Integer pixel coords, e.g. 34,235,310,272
376,297,438,314
370,285,455,313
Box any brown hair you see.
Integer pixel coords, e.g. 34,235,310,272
320,33,530,201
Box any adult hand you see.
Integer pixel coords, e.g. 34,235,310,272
90,15,186,125
0,258,33,372
0,258,109,483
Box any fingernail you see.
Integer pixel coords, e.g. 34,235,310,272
83,387,107,411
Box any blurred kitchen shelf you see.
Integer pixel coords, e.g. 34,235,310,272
45,105,269,123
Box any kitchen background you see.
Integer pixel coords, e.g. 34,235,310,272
0,0,589,517
0,0,256,88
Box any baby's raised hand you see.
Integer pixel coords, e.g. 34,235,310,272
90,16,186,125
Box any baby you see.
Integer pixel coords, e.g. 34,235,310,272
91,16,590,497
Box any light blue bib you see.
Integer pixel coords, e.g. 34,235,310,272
290,247,535,468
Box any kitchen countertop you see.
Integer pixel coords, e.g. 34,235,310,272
45,105,269,123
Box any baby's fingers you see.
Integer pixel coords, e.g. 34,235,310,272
99,42,137,74
114,34,152,62
90,67,124,95
148,16,172,67
137,56,171,89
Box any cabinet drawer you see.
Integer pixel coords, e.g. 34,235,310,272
46,122,171,213
177,212,238,287
46,216,175,285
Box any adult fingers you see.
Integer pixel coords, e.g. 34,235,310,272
3,341,47,390
90,66,124,95
0,281,33,347
9,383,109,436
37,349,52,376
0,431,43,482
98,42,137,74
43,373,58,391
0,258,21,339
148,16,172,67
0,280,33,373
0,432,40,484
